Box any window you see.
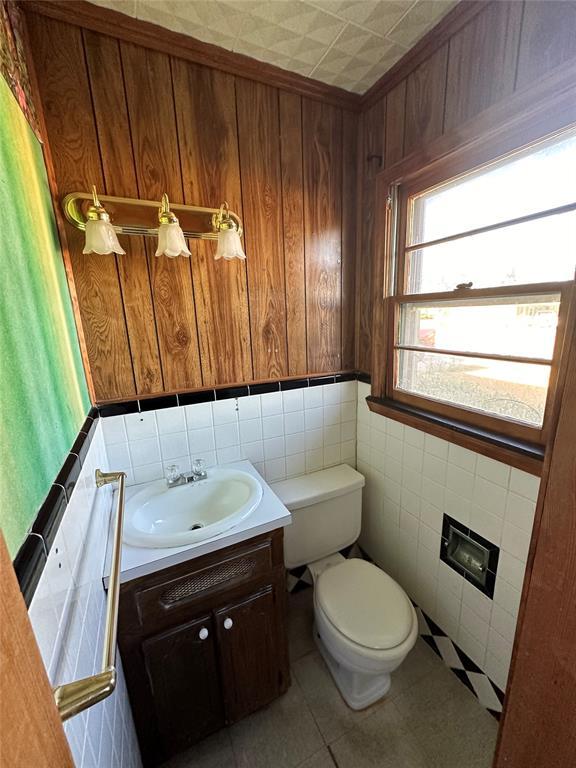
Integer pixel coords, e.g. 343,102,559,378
387,129,576,443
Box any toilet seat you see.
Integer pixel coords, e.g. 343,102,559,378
315,559,414,651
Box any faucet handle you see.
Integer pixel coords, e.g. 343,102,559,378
192,458,207,478
165,464,181,484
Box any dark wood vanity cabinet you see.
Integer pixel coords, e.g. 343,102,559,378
142,614,223,753
215,586,281,723
117,529,290,767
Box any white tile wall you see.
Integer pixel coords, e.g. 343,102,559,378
101,382,357,486
356,382,539,691
29,424,142,768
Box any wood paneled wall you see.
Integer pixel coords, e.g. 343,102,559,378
25,1,576,395
25,13,357,403
356,0,576,374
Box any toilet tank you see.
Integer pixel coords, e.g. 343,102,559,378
271,465,365,569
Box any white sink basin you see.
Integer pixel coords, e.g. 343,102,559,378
123,467,263,549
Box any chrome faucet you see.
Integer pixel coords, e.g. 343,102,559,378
165,459,208,488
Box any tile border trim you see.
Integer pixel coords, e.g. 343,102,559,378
418,606,505,719
13,407,99,607
96,372,369,417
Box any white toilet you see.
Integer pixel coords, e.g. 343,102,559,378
272,464,418,710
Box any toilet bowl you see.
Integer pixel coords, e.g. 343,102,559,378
311,557,417,709
271,465,418,710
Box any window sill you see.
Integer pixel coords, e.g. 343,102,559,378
366,396,544,476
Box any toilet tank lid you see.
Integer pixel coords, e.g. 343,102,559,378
270,465,365,511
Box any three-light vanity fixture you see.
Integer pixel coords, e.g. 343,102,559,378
64,186,246,261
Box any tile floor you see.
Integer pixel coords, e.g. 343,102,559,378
164,589,498,768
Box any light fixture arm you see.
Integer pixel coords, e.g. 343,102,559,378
213,201,238,232
158,193,179,225
86,185,111,222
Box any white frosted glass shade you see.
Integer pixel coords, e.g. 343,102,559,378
155,222,191,258
214,228,246,261
83,219,125,255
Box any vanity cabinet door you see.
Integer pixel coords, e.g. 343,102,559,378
215,585,286,723
142,614,224,757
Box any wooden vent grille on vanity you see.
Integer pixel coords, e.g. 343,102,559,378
161,558,258,606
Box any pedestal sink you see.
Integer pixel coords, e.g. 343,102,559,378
123,467,263,549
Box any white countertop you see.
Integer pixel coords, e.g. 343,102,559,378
103,460,291,586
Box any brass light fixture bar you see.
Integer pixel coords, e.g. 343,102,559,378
62,191,243,241
52,469,125,721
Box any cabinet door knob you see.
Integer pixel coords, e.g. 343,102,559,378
223,617,233,630
199,627,209,640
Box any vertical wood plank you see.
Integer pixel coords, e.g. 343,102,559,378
357,95,382,372
83,30,163,395
121,42,202,392
444,1,523,133
515,0,576,91
357,181,375,374
236,79,288,380
404,45,449,156
385,81,406,166
303,99,343,374
354,111,365,372
363,97,386,178
171,60,252,386
26,15,135,401
342,110,358,371
279,91,307,376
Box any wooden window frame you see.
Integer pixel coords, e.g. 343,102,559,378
370,122,576,467
386,284,573,445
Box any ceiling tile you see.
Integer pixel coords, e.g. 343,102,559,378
353,46,406,87
310,0,414,37
325,23,377,57
139,0,244,39
331,23,403,62
89,0,137,14
313,24,406,92
86,0,456,93
386,0,458,48
234,14,334,71
233,39,318,77
236,22,301,50
246,1,346,44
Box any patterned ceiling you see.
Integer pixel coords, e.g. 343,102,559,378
89,0,457,94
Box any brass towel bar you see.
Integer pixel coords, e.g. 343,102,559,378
52,469,126,721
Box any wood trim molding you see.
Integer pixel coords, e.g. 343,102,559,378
493,301,576,766
22,0,361,111
361,0,487,109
